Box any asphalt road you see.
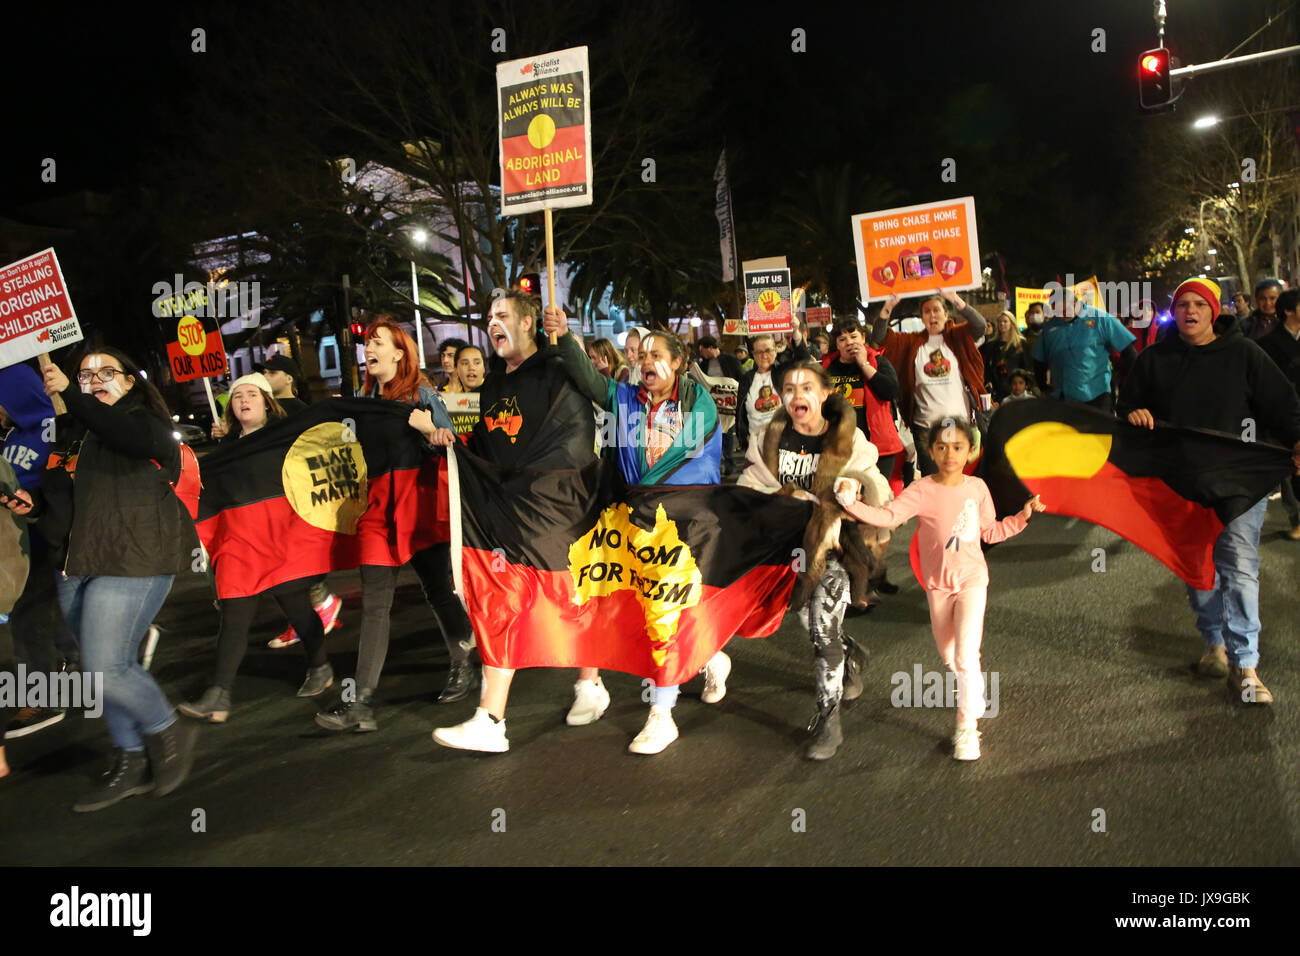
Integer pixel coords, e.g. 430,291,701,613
3,504,1298,866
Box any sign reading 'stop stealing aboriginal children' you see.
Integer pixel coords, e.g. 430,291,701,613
497,46,594,216
0,248,82,369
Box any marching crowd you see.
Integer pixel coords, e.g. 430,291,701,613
1,276,1298,812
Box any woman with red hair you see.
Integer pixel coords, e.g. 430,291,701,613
315,316,476,732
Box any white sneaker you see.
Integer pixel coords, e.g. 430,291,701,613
952,726,981,761
566,678,610,726
432,707,509,753
628,705,679,755
700,651,731,704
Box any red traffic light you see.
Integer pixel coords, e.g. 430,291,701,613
1138,47,1174,110
519,277,533,292
1141,53,1163,73
349,322,365,337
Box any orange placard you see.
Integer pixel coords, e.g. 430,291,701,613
851,197,981,303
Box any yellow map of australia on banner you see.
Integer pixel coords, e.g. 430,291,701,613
568,504,701,666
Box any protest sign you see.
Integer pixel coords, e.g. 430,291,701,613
497,46,593,217
0,248,81,369
165,314,227,382
444,391,481,439
851,197,981,303
743,268,793,334
805,306,833,331
1014,287,1048,326
1016,276,1102,324
722,318,748,336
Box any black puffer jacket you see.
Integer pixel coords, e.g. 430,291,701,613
38,386,199,577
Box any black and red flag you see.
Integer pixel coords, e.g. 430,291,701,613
195,399,448,599
449,447,814,687
982,400,1294,588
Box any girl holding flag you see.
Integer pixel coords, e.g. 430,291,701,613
314,316,472,734
180,373,333,723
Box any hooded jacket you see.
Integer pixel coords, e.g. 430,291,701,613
35,385,200,577
0,364,55,491
1116,330,1300,447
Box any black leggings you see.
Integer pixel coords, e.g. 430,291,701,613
213,580,326,689
0,622,16,731
354,543,472,694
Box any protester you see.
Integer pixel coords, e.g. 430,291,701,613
546,315,728,754
1022,300,1047,357
0,455,31,778
455,344,487,391
0,365,74,740
840,417,1043,760
254,353,308,411
1240,278,1284,341
246,355,344,651
1117,277,1300,704
737,361,891,759
1257,288,1300,541
1032,289,1136,414
736,331,813,458
586,337,630,383
825,316,903,506
314,317,473,732
1001,371,1037,402
876,288,989,476
980,311,1032,402
437,337,470,390
624,326,650,386
810,331,831,359
734,345,754,374
180,374,332,722
1231,292,1252,321
432,289,601,753
3,348,202,811
695,335,742,474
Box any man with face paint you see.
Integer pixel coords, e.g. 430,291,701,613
433,288,603,754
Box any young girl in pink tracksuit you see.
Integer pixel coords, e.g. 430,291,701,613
837,416,1044,760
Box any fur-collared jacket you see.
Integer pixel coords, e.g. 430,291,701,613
737,393,892,545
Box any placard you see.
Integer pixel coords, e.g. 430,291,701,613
0,248,82,368
743,268,793,334
851,197,982,303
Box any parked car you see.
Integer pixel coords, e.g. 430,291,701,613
173,423,208,445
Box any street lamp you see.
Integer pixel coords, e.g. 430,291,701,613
1192,115,1219,129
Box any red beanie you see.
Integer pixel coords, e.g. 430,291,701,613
1171,277,1221,317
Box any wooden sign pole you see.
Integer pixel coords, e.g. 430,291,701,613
545,208,558,345
38,351,66,414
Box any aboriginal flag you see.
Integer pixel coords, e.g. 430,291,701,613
195,399,448,599
450,449,814,687
983,400,1294,589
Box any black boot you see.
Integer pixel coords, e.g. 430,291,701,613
72,749,154,813
143,715,200,797
296,663,335,698
876,575,899,595
178,686,233,722
842,641,869,702
436,661,478,704
314,689,378,732
804,703,843,760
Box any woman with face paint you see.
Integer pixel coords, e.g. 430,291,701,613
517,311,726,755
736,361,893,759
314,317,479,733
180,374,333,723
839,417,1044,760
2,349,203,811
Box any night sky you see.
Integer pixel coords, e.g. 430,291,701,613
1,0,1290,277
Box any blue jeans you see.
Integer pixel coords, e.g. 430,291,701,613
1185,497,1268,669
58,574,177,751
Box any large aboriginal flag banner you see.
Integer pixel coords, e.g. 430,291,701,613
497,46,593,216
983,401,1294,589
450,449,814,687
195,399,448,599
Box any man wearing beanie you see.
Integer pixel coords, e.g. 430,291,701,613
1118,277,1300,705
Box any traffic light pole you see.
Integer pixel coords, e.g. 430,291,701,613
1170,44,1300,79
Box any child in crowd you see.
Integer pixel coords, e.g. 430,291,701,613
1001,371,1037,402
836,417,1044,760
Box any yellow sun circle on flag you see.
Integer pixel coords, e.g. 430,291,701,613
527,114,557,149
177,316,206,356
281,422,369,534
758,289,781,312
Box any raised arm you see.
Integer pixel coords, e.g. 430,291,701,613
542,307,616,408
